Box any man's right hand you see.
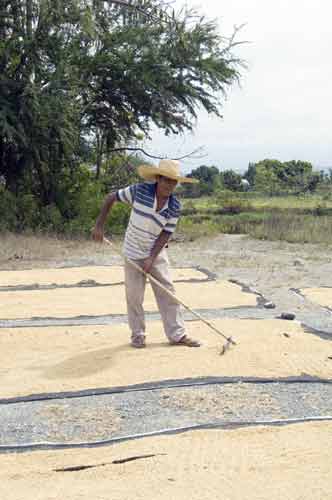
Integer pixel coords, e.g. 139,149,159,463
91,225,104,242
91,192,117,243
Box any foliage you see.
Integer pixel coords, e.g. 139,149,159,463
0,159,131,235
0,0,243,224
215,190,252,213
178,159,331,203
249,212,332,244
189,165,219,184
177,193,332,244
182,165,220,196
0,185,17,231
253,159,284,194
179,165,245,197
220,169,243,191
244,162,256,186
243,159,324,194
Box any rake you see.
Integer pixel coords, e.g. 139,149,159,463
103,237,237,355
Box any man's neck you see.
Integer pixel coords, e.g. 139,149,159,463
155,184,170,209
156,193,168,211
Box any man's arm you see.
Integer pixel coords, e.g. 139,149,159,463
92,192,118,242
142,230,172,273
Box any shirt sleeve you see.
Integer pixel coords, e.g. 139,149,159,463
116,184,137,205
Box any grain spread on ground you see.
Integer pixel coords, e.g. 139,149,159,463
0,266,207,287
0,319,330,399
0,423,331,500
0,280,257,320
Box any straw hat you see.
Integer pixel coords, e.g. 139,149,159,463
138,159,198,184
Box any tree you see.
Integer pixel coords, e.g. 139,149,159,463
281,160,317,193
187,165,220,195
248,159,321,194
189,165,219,184
80,3,244,178
0,0,82,207
220,169,242,191
243,162,256,186
329,169,332,183
254,160,283,194
0,0,244,219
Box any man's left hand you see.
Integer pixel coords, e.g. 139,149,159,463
142,256,154,274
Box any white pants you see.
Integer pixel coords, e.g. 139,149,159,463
124,250,185,342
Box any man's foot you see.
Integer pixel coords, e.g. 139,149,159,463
131,335,146,348
170,335,201,347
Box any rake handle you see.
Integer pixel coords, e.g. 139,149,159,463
103,238,236,346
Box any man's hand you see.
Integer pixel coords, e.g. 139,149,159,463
142,256,154,274
91,225,104,243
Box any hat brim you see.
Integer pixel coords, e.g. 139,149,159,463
138,165,199,184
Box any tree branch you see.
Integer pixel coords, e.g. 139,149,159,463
108,146,206,161
108,0,163,23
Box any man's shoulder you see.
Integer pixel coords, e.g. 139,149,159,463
169,194,181,213
118,182,155,196
135,181,156,195
132,182,156,208
118,182,154,190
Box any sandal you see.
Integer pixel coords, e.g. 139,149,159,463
131,335,146,348
170,335,201,347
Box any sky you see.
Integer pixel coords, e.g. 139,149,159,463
144,0,332,174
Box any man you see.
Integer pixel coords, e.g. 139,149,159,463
92,159,201,348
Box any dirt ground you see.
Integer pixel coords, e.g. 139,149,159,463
1,232,332,315
1,232,332,499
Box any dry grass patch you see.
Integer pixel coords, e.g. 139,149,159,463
0,233,118,270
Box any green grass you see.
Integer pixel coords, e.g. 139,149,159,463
178,192,332,244
182,192,332,211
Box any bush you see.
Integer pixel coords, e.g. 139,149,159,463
105,203,131,235
313,202,327,216
0,187,17,231
177,216,219,240
16,194,41,230
216,190,253,213
0,177,131,236
39,204,64,232
62,185,130,236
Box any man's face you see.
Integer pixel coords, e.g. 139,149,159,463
157,175,178,197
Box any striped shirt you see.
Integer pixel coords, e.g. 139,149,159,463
116,182,181,260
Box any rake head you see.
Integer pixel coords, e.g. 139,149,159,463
219,336,236,356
